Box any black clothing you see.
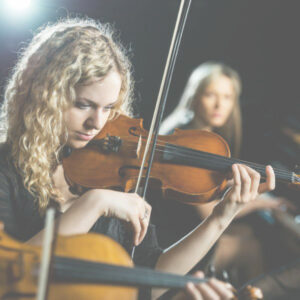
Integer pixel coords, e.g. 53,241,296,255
0,143,162,299
149,188,214,275
150,190,202,248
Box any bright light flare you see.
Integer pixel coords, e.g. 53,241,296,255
3,0,33,15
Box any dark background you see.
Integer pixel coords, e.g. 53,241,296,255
0,0,299,166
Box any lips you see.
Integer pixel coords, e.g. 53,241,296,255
76,132,96,141
212,113,222,118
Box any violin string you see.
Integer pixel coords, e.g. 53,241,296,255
119,139,294,182
97,132,295,181
121,144,294,183
163,147,292,182
118,135,289,175
53,256,207,288
122,143,294,182
143,136,295,180
154,137,290,174
120,136,263,174
162,145,294,181
164,142,294,178
161,142,294,181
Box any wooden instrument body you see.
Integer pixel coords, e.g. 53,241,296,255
63,115,230,204
0,229,137,300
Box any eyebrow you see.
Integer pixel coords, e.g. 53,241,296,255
77,97,118,107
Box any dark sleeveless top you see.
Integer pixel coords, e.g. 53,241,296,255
0,143,163,299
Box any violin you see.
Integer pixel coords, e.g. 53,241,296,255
0,226,263,300
63,115,300,204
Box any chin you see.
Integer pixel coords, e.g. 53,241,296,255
210,122,224,128
67,140,89,149
210,118,226,127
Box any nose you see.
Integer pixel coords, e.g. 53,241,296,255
214,96,221,108
85,108,107,130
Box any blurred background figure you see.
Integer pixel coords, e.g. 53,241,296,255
159,62,242,157
153,62,298,287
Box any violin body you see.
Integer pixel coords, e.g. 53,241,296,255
63,114,231,204
63,115,299,204
0,229,137,300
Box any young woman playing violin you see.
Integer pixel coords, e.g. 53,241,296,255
0,19,276,300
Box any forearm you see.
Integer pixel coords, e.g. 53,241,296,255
155,204,237,275
27,191,103,245
152,207,237,299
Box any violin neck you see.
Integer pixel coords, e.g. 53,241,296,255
162,143,297,184
52,256,204,289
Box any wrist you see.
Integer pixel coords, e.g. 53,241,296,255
210,200,239,230
216,187,244,216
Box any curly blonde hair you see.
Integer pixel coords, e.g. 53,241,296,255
1,18,134,213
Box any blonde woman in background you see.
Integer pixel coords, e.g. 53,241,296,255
156,62,289,286
159,62,242,157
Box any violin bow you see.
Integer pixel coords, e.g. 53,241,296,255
37,208,56,300
131,0,192,258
